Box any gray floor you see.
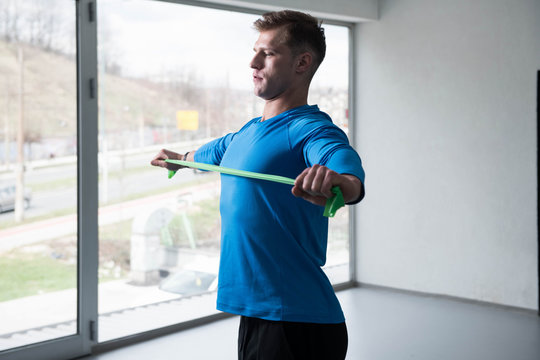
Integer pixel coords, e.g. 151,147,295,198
81,286,540,360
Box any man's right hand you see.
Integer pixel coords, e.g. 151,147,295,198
150,149,185,171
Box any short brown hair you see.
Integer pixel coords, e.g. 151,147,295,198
254,10,326,73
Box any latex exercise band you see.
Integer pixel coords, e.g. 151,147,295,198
165,159,344,217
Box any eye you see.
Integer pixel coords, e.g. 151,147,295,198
264,51,274,56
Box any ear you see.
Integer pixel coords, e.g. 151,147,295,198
295,52,313,74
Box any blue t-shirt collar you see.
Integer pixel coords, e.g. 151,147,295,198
257,104,319,123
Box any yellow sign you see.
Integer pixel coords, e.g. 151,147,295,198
176,110,199,130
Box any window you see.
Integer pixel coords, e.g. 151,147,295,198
0,0,353,357
96,0,261,342
97,0,352,342
0,0,79,352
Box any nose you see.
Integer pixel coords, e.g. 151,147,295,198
250,52,262,70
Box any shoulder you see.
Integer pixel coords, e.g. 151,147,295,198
238,117,261,133
287,108,348,146
287,106,336,137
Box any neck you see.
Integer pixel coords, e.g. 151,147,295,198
261,85,309,121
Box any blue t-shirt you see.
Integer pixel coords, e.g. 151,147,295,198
194,104,365,323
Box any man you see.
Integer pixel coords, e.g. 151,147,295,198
151,10,365,360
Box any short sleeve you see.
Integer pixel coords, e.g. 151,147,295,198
194,132,236,165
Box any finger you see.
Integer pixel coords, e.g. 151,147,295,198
293,165,328,206
301,165,320,196
150,150,168,166
150,153,165,166
294,167,310,189
295,167,310,183
308,165,329,196
291,186,327,207
292,169,313,199
150,150,182,170
301,165,336,198
150,158,166,167
320,169,338,198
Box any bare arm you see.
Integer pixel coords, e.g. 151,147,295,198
291,164,364,206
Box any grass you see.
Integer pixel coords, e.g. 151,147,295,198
0,162,221,302
0,184,221,302
0,179,347,303
0,219,132,302
0,252,76,302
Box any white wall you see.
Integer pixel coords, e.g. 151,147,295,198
355,0,539,310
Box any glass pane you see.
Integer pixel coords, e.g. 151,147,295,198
97,0,350,342
97,0,260,342
310,25,351,284
0,0,77,351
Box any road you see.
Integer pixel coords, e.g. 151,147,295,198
0,165,212,223
0,142,222,252
0,142,214,225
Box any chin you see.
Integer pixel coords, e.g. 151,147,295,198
253,89,269,99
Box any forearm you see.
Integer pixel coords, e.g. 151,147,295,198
185,150,196,162
340,174,364,204
168,149,197,162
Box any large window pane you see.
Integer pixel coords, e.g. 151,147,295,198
97,0,350,342
310,25,351,284
97,0,259,342
0,0,77,351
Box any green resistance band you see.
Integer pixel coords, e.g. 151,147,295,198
165,159,344,217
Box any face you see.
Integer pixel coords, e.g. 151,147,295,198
250,28,296,100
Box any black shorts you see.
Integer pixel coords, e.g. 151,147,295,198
238,316,348,360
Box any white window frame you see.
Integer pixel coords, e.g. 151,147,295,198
0,0,98,358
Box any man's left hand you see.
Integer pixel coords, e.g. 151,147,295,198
292,164,363,206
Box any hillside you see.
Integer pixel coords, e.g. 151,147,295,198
1,39,347,161
0,39,260,158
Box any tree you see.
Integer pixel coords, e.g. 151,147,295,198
0,0,22,43
14,45,25,222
